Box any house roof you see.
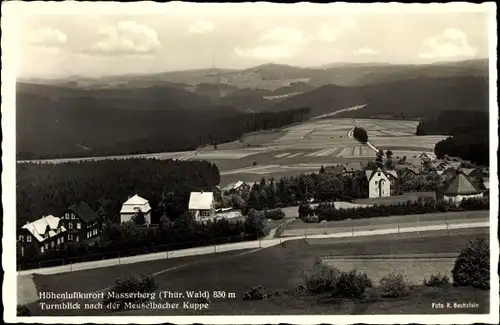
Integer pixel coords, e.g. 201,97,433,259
365,168,398,181
441,173,483,196
68,201,100,223
405,157,423,167
325,165,345,175
120,194,151,214
461,168,476,176
343,162,363,172
21,215,66,243
189,192,214,210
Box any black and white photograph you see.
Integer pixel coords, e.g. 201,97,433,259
2,1,498,323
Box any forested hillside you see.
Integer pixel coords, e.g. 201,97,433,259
272,76,489,119
416,110,489,165
17,159,220,226
16,83,309,160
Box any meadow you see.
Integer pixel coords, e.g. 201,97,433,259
25,227,488,316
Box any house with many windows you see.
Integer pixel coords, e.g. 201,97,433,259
18,215,67,255
62,201,102,243
120,194,152,225
365,168,399,198
222,181,251,197
188,191,215,221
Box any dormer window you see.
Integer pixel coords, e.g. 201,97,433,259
19,235,23,242
27,235,32,242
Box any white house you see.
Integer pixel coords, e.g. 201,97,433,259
222,181,251,196
188,191,215,221
19,215,67,255
438,173,484,203
120,194,152,224
365,168,398,198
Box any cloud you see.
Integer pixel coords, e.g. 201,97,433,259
88,21,160,56
25,27,67,47
318,25,340,43
189,20,215,34
235,27,312,60
418,28,478,59
353,47,380,56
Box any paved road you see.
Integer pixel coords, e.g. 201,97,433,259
17,220,489,276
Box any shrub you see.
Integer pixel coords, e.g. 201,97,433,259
333,269,373,299
452,237,490,289
303,262,341,294
264,209,285,220
103,275,158,311
300,214,320,223
243,285,269,301
17,304,31,316
379,273,412,298
423,273,450,287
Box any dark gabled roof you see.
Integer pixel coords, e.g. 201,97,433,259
441,173,483,196
68,201,100,223
343,162,362,172
325,165,345,175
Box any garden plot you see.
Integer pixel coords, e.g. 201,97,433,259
371,136,448,150
322,257,455,284
337,147,355,156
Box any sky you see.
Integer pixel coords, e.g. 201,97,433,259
8,2,493,78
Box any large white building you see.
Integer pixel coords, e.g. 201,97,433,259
365,168,398,198
188,191,215,221
120,194,152,224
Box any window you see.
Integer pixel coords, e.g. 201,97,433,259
57,238,60,245
51,241,55,248
40,246,44,253
87,232,90,238
68,234,73,241
61,236,64,243
200,210,211,217
27,235,31,242
377,172,381,176
68,223,73,229
45,243,49,250
375,181,378,185
65,213,69,219
71,214,75,220
77,223,81,230
19,235,23,242
76,236,79,242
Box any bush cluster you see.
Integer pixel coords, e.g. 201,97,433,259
243,286,269,301
423,273,450,287
333,269,373,299
452,237,490,289
17,305,31,316
303,263,341,294
379,273,412,298
103,275,158,311
299,197,489,223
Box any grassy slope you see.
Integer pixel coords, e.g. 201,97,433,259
27,228,489,315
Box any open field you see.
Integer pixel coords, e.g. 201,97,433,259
281,210,489,237
24,227,488,315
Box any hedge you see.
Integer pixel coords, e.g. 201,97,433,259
299,197,489,223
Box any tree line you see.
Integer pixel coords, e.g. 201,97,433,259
16,158,220,227
416,110,489,165
243,172,369,211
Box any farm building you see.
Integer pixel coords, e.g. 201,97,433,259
18,215,67,255
120,194,152,225
400,166,421,179
419,152,436,163
189,191,215,221
436,173,484,203
222,181,251,197
62,201,102,243
405,157,423,169
324,165,345,176
343,162,364,174
365,167,399,198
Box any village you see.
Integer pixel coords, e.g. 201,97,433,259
17,150,490,259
